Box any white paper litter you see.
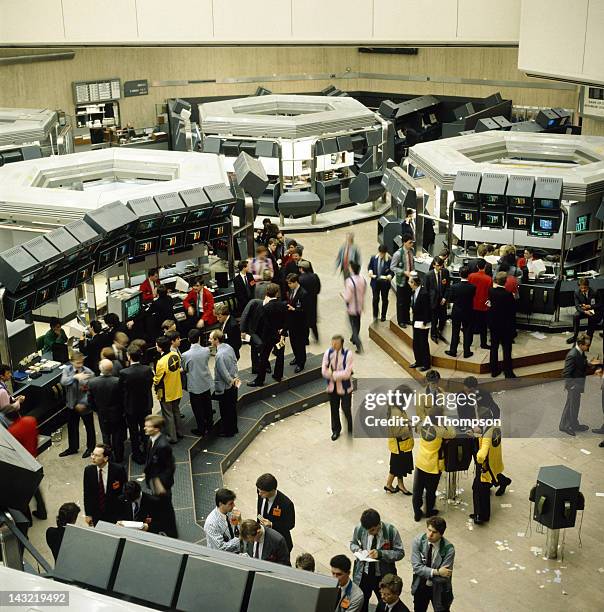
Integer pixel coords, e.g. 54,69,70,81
531,332,547,340
595,492,604,497
580,448,592,455
539,585,545,589
598,568,604,573
470,579,478,584
326,487,334,495
517,532,525,537
553,570,562,584
501,503,512,508
377,460,384,464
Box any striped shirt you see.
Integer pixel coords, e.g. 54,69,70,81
203,507,240,552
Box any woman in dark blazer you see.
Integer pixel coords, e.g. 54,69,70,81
45,502,80,562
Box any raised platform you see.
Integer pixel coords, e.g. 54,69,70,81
369,318,566,389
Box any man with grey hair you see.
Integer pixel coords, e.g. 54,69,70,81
87,358,126,463
210,330,240,437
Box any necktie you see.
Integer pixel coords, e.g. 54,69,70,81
254,542,260,558
368,535,377,576
377,258,383,277
427,543,433,568
98,468,106,514
133,501,139,519
437,271,441,296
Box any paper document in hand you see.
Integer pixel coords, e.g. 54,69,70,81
120,521,145,530
354,550,378,562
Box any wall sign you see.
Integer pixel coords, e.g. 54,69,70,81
124,80,149,98
73,78,121,104
583,86,604,119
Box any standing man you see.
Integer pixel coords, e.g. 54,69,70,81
286,273,308,372
203,488,241,552
567,278,602,345
139,268,161,303
83,443,127,526
183,277,217,330
322,334,354,441
42,317,68,354
233,260,255,316
153,335,183,444
350,508,405,612
215,303,242,360
211,330,239,437
256,473,296,552
59,351,96,458
182,329,213,437
143,415,177,538
248,284,288,387
342,262,367,354
335,232,361,280
409,276,431,372
119,346,153,465
468,259,492,350
523,247,547,278
267,238,281,278
240,297,268,376
424,257,450,343
401,208,416,239
488,272,517,379
411,517,455,612
559,333,597,436
445,266,475,359
118,480,162,534
298,260,321,342
87,359,127,464
240,519,291,566
368,244,393,322
390,234,415,328
331,555,365,612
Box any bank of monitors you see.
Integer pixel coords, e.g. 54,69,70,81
480,173,507,207
0,246,41,293
205,183,235,220
65,219,102,258
179,187,213,224
44,227,81,266
155,192,188,229
22,235,63,276
96,239,131,272
127,196,162,234
506,175,534,209
532,177,562,236
3,291,36,322
84,201,138,240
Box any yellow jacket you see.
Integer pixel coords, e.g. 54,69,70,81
476,426,504,483
153,351,183,402
415,424,457,474
387,407,414,454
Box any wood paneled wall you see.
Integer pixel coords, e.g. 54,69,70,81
0,46,577,128
582,117,604,137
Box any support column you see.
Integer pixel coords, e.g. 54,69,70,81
545,528,560,559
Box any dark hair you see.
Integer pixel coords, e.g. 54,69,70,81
188,328,201,344
94,443,112,458
123,480,142,502
49,317,61,329
427,515,447,534
194,276,205,286
286,273,299,284
148,268,158,277
425,369,440,383
156,335,171,353
0,364,11,376
476,258,487,270
256,473,278,492
378,244,388,254
295,553,316,572
350,261,361,275
127,346,142,362
56,502,80,528
463,376,478,389
288,239,298,248
379,573,403,596
498,262,510,273
459,265,469,279
90,320,103,334
402,233,414,243
262,218,271,226
237,260,248,272
104,313,120,327
215,488,236,507
432,256,444,267
360,508,381,530
294,247,303,257
240,519,261,539
266,283,281,298
330,554,351,573
525,247,535,256
495,271,508,287
157,285,168,298
405,208,414,217
166,330,180,343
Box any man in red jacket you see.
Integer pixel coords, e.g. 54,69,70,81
183,277,217,329
139,268,161,303
468,259,492,350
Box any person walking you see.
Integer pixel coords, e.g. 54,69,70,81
322,334,354,441
385,385,414,496
335,232,361,280
342,261,367,354
153,335,183,444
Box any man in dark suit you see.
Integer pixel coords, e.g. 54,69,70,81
83,443,127,526
445,266,476,359
248,283,288,386
567,278,603,344
81,320,108,374
376,574,411,612
298,261,321,342
401,208,416,239
424,256,450,343
409,276,431,372
256,473,296,552
240,298,268,375
368,245,393,322
118,480,162,534
215,303,242,359
240,519,291,566
559,333,596,436
233,260,255,316
87,359,127,463
119,347,153,464
143,414,177,537
487,272,516,379
286,273,308,372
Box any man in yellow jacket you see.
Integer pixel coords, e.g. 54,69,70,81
153,335,183,444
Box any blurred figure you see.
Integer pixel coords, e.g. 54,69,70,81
335,233,361,280
342,261,367,354
42,317,67,354
298,260,321,343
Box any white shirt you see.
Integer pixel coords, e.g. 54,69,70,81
97,464,108,493
261,492,277,516
253,525,265,559
150,432,160,446
131,494,142,519
527,258,546,276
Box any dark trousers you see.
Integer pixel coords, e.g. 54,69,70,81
573,311,601,338
412,468,441,516
470,310,488,347
66,408,96,452
256,340,284,384
489,330,513,376
472,471,491,521
349,314,362,351
155,491,178,539
414,580,449,612
359,572,381,612
290,326,307,367
99,418,126,463
217,386,238,436
189,390,214,434
33,487,47,517
372,280,390,319
449,317,472,356
397,284,412,325
430,304,447,338
126,412,147,460
249,337,269,374
559,388,582,430
412,327,431,368
329,391,352,435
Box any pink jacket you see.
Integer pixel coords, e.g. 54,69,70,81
342,273,367,315
322,347,353,395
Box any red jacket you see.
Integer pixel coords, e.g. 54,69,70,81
183,287,217,326
8,416,38,457
469,270,492,311
139,278,159,303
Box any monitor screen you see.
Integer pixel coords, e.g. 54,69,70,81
55,270,77,296
45,260,62,275
134,236,159,257
576,214,590,232
160,231,185,252
537,199,558,210
97,245,116,272
65,251,81,265
185,226,209,246
162,213,188,228
482,194,504,206
114,240,131,261
137,218,161,233
539,218,553,231
34,281,57,310
480,210,505,228
457,192,477,203
76,262,95,285
124,294,142,319
4,292,36,321
507,213,531,230
209,221,230,240
508,196,530,207
210,203,234,220
186,207,213,223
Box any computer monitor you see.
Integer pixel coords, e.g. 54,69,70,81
114,239,132,261
453,208,480,226
3,291,36,321
96,245,116,272
160,231,185,252
185,227,209,246
133,236,159,257
55,270,78,297
480,210,506,229
76,261,96,285
52,343,69,363
123,293,142,320
34,280,57,310
506,212,531,231
210,202,235,220
209,221,230,240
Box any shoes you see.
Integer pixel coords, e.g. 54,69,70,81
426,509,439,517
81,449,93,458
574,424,589,432
600,440,604,447
191,429,204,437
289,359,297,366
481,344,491,350
469,513,486,525
59,449,78,457
463,352,474,358
331,432,340,441
419,367,430,372
380,317,386,322
505,373,518,379
559,426,575,436
414,511,424,522
591,426,604,434
384,486,399,494
399,324,407,329
247,381,264,387
444,351,457,357
401,489,413,496
496,476,512,496
491,370,501,378
566,336,577,344
294,366,304,373
272,376,282,382
355,348,363,355
431,337,438,344
32,510,47,520
409,363,418,368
